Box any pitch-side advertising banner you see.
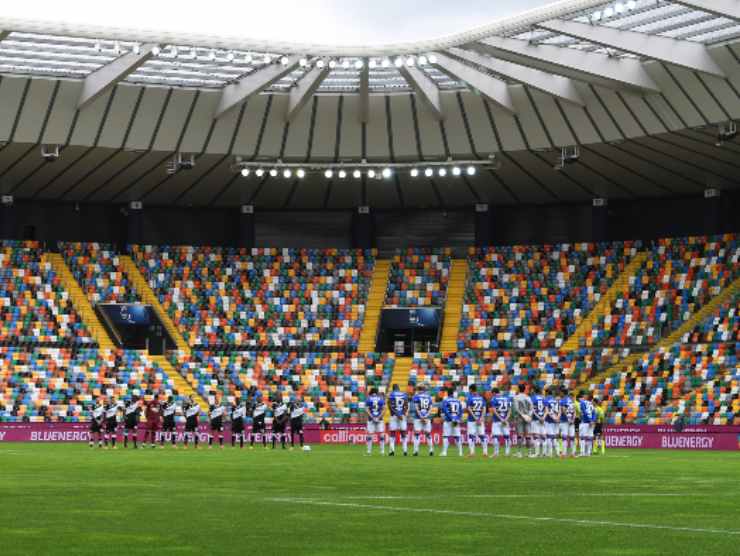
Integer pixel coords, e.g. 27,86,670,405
1,423,739,451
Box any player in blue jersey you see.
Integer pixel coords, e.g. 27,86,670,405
544,386,561,458
388,384,409,456
465,385,488,457
411,384,434,456
530,387,547,458
365,387,386,455
578,391,596,457
440,387,464,457
490,387,512,457
559,387,577,458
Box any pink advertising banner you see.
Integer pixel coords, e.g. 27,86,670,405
1,423,739,451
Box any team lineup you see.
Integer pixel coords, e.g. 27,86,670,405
87,385,306,450
366,383,606,458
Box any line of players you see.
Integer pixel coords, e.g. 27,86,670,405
365,383,605,458
87,387,306,450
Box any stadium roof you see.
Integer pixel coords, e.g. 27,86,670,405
0,0,738,208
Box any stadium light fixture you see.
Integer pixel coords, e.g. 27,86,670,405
466,166,476,176
382,168,392,179
394,57,404,68
281,56,289,65
406,57,415,67
132,43,141,55
324,169,334,179
428,54,437,64
297,169,306,178
338,170,347,179
226,51,235,62
244,54,253,64
438,168,447,177
355,60,364,69
367,169,376,178
269,168,278,177
452,166,461,176
424,168,433,177
263,54,271,64
382,58,391,68
283,169,292,178
353,169,362,179
342,59,350,69
329,59,337,69
369,59,377,69
418,55,428,66
299,58,308,67
240,168,250,177
410,168,419,177
151,46,161,56
256,168,265,177
316,59,326,69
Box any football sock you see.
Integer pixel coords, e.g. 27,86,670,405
481,436,489,456
442,437,449,456
172,433,176,446
389,435,396,453
272,434,276,449
366,436,373,454
281,435,286,449
413,434,420,454
426,434,434,454
601,438,606,455
401,435,408,455
299,432,304,447
379,434,385,455
209,436,213,447
468,436,476,455
232,435,236,447
457,437,463,456
219,435,223,447
492,437,500,456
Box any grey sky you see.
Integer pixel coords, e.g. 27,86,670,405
5,0,555,45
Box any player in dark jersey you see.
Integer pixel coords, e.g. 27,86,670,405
123,396,140,448
250,394,268,449
289,399,305,449
89,398,105,448
103,398,120,449
143,395,162,449
183,396,201,449
209,403,225,448
231,399,246,448
161,396,178,448
271,398,289,449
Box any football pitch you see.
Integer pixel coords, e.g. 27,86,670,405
1,444,739,555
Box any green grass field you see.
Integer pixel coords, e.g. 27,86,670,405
1,443,739,555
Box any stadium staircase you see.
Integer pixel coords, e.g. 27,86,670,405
152,355,208,412
119,256,208,410
45,253,115,349
585,275,740,390
562,251,648,351
119,256,191,354
358,260,391,352
439,259,468,352
385,356,413,421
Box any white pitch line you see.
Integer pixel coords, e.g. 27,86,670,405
337,492,701,501
267,497,740,536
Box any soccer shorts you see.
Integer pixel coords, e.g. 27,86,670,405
231,420,244,434
89,421,102,434
559,423,575,438
579,422,593,439
413,418,431,433
514,419,528,436
442,422,461,437
146,421,160,432
529,422,544,436
210,418,223,432
272,420,286,434
124,419,137,432
185,417,198,433
545,422,559,437
290,417,303,433
252,417,266,432
491,421,510,438
389,416,408,432
593,423,603,436
163,416,176,432
105,419,117,433
466,422,485,437
367,420,385,434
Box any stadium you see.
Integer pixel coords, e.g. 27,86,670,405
0,0,739,553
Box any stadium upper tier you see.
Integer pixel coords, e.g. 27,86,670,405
0,1,738,207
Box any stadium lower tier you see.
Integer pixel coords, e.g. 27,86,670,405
0,348,187,422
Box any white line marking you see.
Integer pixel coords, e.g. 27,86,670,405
338,493,700,500
267,497,740,536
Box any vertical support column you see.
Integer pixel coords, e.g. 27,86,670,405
703,189,721,236
238,204,255,248
592,198,609,243
352,206,373,250
474,203,491,247
127,201,144,246
1,196,15,239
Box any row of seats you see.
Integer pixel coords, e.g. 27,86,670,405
460,242,636,350
591,342,738,426
679,294,738,345
131,246,374,349
171,350,394,423
0,241,92,345
385,248,451,307
578,235,738,348
0,347,185,422
61,242,139,305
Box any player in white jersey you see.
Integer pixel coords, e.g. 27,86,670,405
559,387,577,458
512,383,533,458
89,398,106,448
411,384,434,456
387,384,409,456
489,387,512,457
465,385,488,457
